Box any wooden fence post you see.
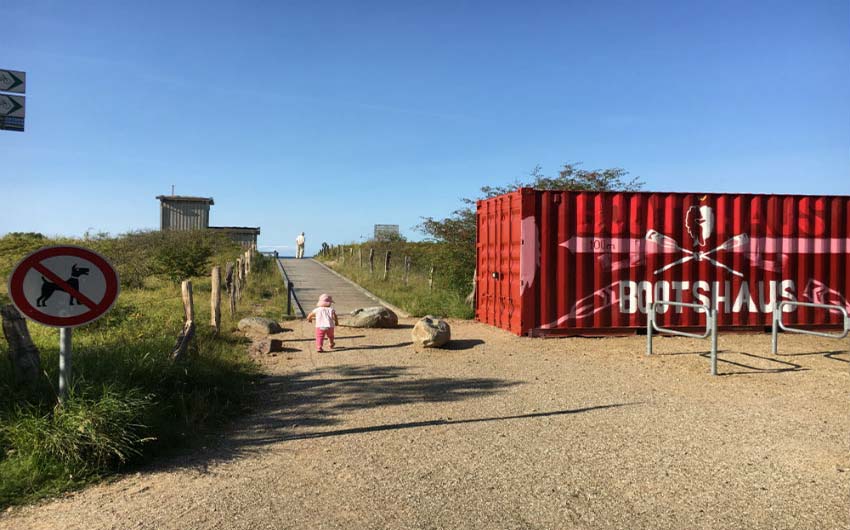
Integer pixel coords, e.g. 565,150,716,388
1,304,41,385
211,266,221,333
465,266,477,307
225,262,235,316
225,261,234,291
403,256,411,285
369,248,375,274
235,258,243,302
182,279,195,321
358,247,362,268
383,251,391,281
428,265,435,292
172,280,196,362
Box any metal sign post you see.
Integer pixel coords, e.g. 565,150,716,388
59,328,72,402
7,246,120,403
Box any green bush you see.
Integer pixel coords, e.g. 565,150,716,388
91,230,241,287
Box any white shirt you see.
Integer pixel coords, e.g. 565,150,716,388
296,235,305,245
312,307,335,328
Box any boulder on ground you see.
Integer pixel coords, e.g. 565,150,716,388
412,316,451,348
238,316,283,335
249,338,285,356
342,307,398,328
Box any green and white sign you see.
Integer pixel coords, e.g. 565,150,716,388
0,94,24,117
0,69,25,93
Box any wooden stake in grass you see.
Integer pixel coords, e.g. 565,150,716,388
211,266,221,334
403,256,411,285
182,279,195,321
369,248,375,274
235,258,243,302
358,247,362,268
225,261,234,292
428,265,435,292
225,262,235,316
465,266,477,307
0,304,41,385
172,280,196,362
230,277,237,315
383,250,391,281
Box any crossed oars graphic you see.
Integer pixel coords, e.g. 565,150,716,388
645,230,749,277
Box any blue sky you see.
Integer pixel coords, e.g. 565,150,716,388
1,0,847,254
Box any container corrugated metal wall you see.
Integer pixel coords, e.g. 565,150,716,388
476,191,524,333
476,189,850,336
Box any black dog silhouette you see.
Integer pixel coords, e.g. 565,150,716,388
36,263,90,307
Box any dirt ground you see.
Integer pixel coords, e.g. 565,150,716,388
2,318,848,530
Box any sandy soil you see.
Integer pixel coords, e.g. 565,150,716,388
2,318,848,530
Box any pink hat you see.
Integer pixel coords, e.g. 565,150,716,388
317,293,334,307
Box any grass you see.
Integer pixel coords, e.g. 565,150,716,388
0,237,285,508
318,250,474,319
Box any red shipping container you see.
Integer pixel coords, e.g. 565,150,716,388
476,188,850,336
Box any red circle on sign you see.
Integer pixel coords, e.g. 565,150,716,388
7,246,120,328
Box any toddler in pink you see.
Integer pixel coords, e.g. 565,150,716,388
306,293,339,352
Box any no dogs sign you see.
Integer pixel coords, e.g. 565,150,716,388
7,246,120,328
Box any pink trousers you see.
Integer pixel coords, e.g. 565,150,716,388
316,327,335,350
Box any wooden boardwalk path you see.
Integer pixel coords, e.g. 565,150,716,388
277,258,389,315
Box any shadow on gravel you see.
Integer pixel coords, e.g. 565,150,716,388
286,335,367,342
699,351,806,375
285,403,637,441
179,364,526,465
776,350,849,363
345,342,414,351
444,339,485,350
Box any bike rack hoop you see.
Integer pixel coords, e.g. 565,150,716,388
772,301,850,354
647,299,719,376
649,300,713,339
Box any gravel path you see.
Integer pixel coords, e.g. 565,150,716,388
3,319,848,530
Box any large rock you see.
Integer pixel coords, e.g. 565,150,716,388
342,306,398,328
412,316,451,348
249,338,285,356
237,316,283,335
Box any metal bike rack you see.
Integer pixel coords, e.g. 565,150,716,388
647,300,719,376
771,301,850,354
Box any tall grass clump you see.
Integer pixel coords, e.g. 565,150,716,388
0,232,283,507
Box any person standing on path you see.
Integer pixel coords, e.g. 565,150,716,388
306,293,338,352
295,232,306,259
